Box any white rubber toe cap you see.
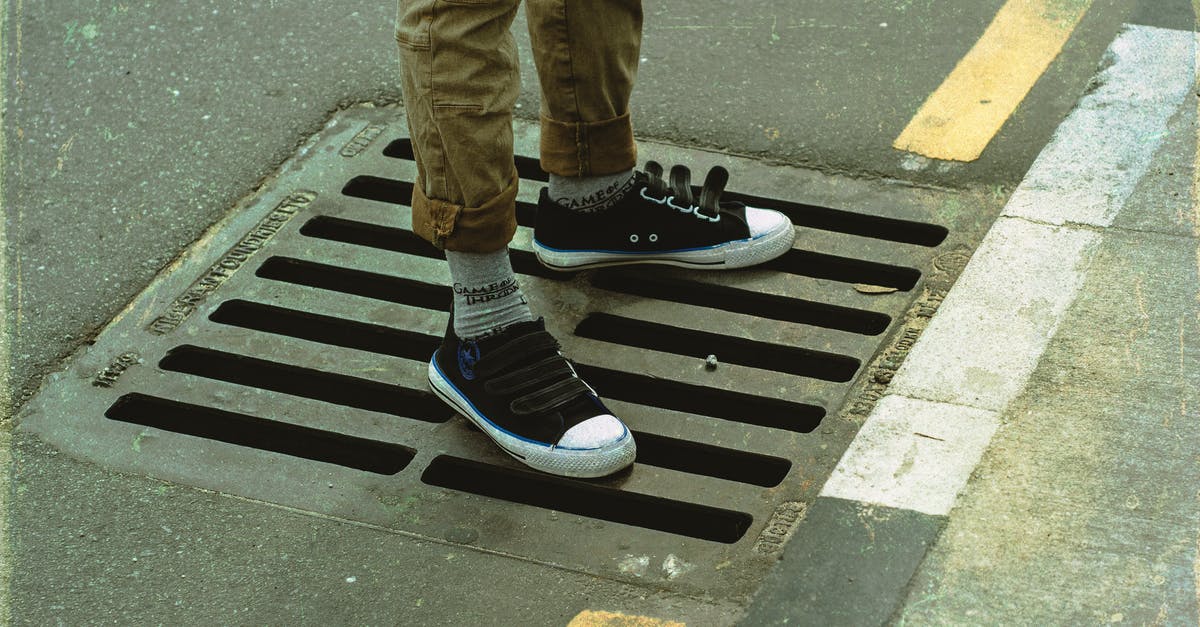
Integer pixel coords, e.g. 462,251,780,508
745,206,792,238
557,414,628,449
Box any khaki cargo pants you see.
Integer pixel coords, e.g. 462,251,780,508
396,0,643,252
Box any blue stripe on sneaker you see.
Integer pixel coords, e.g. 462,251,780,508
431,355,628,452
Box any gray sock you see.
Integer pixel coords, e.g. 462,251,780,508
548,169,635,213
445,248,534,340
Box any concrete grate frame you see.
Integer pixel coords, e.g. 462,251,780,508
17,105,979,601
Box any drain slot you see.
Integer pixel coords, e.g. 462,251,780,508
209,300,821,429
342,175,414,206
575,313,860,382
300,214,437,258
420,455,753,543
381,138,417,160
211,299,440,361
258,257,451,311
764,250,921,290
159,345,451,422
632,431,790,487
591,270,889,335
719,191,947,247
105,393,414,474
577,365,824,432
382,138,949,246
300,216,567,281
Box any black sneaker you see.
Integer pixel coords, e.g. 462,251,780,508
427,318,636,478
533,162,795,270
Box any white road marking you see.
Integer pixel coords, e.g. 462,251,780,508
821,396,999,517
891,219,1100,411
1004,25,1196,227
822,25,1198,516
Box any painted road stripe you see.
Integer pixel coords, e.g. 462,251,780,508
825,25,1198,516
1004,25,1195,226
891,218,1099,411
567,610,684,627
893,0,1092,162
820,397,998,516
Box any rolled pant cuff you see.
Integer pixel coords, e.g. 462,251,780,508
411,170,519,253
539,112,638,177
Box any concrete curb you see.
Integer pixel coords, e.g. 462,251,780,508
744,24,1197,626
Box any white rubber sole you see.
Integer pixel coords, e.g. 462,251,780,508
532,220,795,271
427,357,637,479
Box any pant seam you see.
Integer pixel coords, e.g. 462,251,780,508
431,0,449,206
561,0,586,176
575,125,583,177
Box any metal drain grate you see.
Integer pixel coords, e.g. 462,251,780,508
19,107,958,600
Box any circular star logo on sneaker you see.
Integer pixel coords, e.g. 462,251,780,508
457,341,481,380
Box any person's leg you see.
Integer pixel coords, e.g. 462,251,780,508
525,0,642,212
525,0,795,271
396,0,531,338
397,0,635,478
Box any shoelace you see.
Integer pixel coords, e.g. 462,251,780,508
641,161,730,223
475,329,592,416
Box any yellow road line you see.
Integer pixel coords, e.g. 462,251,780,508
893,0,1093,162
567,610,684,627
